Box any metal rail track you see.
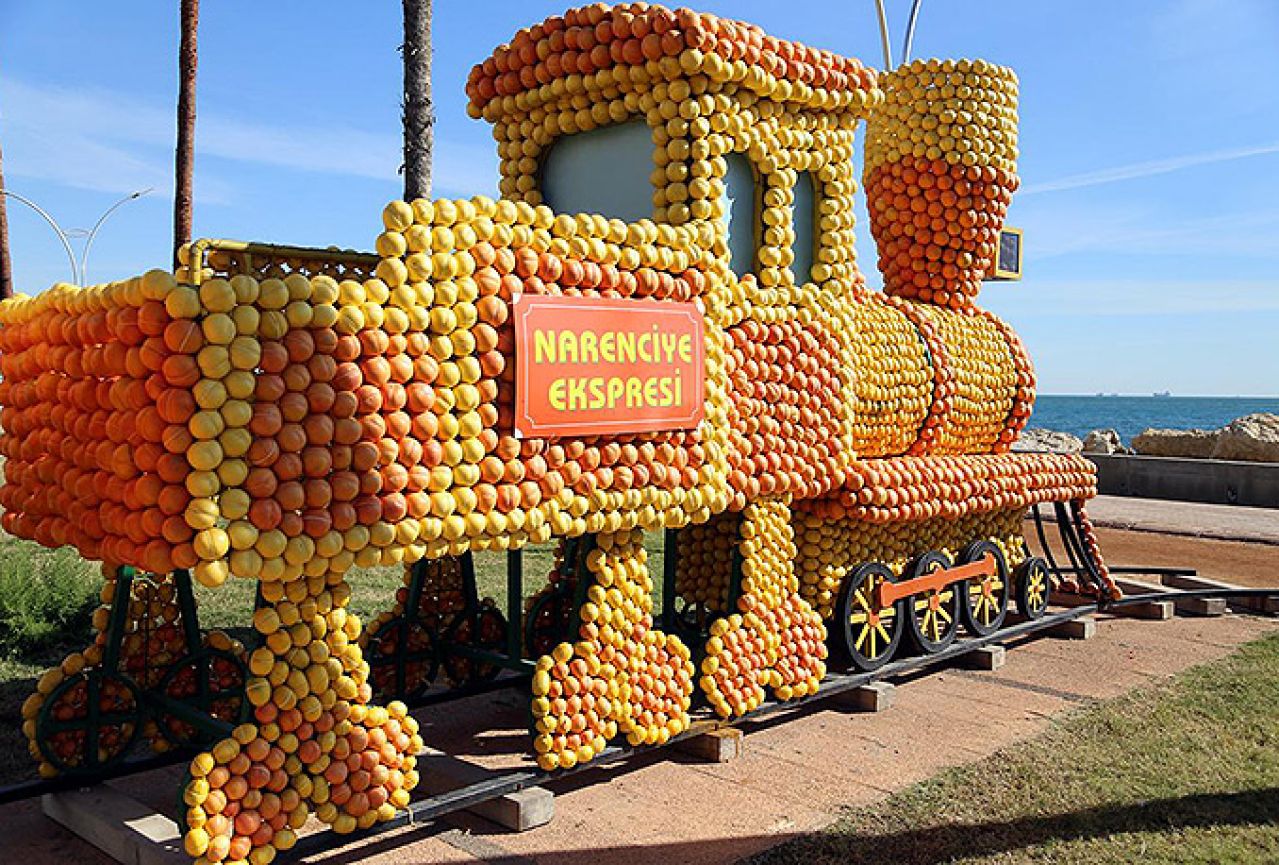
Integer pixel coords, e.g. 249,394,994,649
287,585,1279,860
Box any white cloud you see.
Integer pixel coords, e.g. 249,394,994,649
0,75,497,200
1020,142,1279,196
984,278,1279,319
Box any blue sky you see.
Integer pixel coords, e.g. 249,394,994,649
1,0,1276,396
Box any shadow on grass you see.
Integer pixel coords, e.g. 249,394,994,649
752,786,1279,864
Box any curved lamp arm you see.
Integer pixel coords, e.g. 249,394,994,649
80,188,152,286
0,188,80,285
873,0,893,71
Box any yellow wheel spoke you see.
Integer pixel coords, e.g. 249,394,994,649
854,625,869,652
866,624,877,658
937,605,952,624
849,612,869,624
874,622,892,650
1027,585,1044,609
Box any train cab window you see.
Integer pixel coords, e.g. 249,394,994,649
723,152,758,277
791,171,817,284
541,120,654,222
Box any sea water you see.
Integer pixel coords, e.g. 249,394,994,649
1029,396,1279,444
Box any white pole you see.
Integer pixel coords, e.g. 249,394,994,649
80,189,151,286
873,0,893,71
0,189,80,284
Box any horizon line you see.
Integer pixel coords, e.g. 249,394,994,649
1040,392,1279,399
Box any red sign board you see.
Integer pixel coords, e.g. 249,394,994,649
512,294,705,438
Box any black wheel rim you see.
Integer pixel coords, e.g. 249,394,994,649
1017,557,1051,620
905,551,960,654
443,606,508,686
155,648,247,746
959,541,1009,637
837,562,903,671
366,616,438,700
524,585,573,658
673,596,720,643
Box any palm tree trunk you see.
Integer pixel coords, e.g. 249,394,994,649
173,0,199,267
0,138,12,298
402,0,433,201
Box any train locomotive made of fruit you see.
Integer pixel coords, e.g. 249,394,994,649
0,4,1116,862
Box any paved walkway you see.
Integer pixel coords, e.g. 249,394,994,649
4,608,1274,865
1079,495,1279,545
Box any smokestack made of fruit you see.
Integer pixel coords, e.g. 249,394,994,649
864,58,1019,309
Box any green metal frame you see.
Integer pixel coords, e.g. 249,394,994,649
35,567,239,777
659,523,746,663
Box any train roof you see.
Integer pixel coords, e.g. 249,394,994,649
466,2,878,116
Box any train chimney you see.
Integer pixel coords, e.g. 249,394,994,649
864,58,1019,309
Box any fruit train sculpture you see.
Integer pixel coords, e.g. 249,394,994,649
0,4,1116,862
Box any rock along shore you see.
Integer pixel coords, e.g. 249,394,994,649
1013,412,1279,463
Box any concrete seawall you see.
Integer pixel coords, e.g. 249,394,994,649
1088,454,1279,509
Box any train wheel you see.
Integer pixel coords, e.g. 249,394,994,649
834,562,903,672
365,616,438,701
1016,557,1052,620
155,648,247,746
904,551,961,654
523,584,574,659
442,605,508,686
35,669,143,775
959,541,1010,637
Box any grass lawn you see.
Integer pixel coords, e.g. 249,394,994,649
0,533,665,788
750,631,1279,865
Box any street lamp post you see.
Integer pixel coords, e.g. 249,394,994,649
0,188,151,287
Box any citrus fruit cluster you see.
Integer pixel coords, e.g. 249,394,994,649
24,666,136,776
183,699,420,861
850,290,934,456
374,196,733,554
363,556,478,696
1070,500,1118,600
467,4,878,122
851,291,1032,458
723,315,849,507
818,453,1099,525
468,4,876,305
919,305,1028,454
700,498,825,716
0,272,200,572
673,513,735,612
865,58,1019,308
523,541,581,659
183,570,424,862
531,529,694,769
